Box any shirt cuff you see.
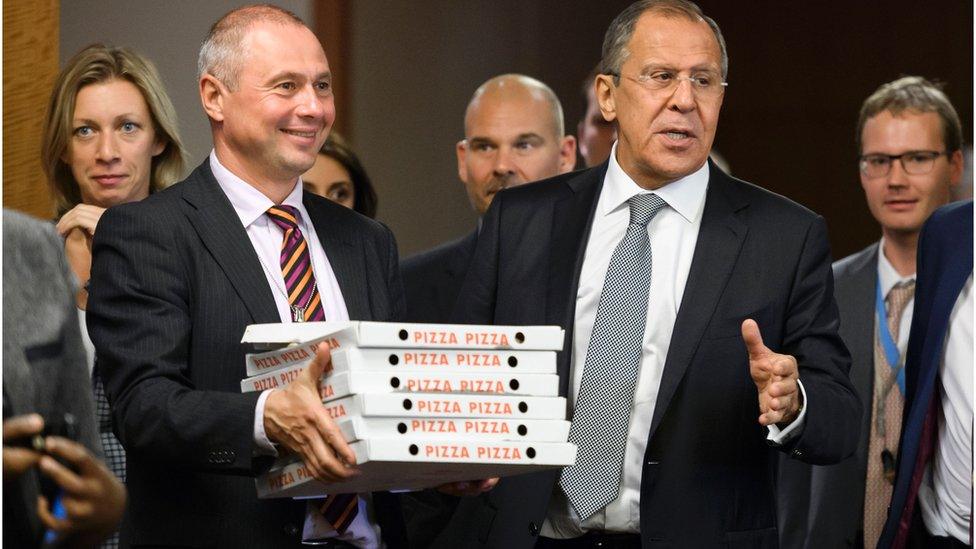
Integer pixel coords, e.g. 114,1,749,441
253,389,278,456
766,379,807,445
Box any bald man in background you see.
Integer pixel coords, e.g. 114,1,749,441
401,74,577,323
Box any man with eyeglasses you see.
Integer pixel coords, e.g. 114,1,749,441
430,1,859,547
778,76,963,549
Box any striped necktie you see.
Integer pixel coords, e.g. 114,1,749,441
266,205,325,322
267,205,358,533
863,279,915,547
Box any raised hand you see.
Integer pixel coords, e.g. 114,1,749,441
56,204,107,239
263,342,359,483
742,319,801,427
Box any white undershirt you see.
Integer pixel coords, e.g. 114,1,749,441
919,274,973,543
209,152,379,547
542,146,804,537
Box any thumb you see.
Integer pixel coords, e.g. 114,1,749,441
303,342,332,383
741,319,769,360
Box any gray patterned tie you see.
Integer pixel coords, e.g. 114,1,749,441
559,192,667,520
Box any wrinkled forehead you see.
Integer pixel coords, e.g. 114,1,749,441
626,12,722,73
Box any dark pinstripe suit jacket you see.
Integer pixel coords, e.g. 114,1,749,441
87,161,405,547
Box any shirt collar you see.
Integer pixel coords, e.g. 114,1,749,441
602,142,709,223
877,237,916,296
210,150,305,228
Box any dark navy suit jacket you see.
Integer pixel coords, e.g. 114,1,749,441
878,200,973,548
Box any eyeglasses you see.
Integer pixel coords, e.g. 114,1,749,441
614,71,728,98
859,150,948,178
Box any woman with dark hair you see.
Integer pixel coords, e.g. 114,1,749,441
42,43,185,549
302,131,378,218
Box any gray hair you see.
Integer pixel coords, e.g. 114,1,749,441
600,0,728,84
198,4,306,90
856,76,963,154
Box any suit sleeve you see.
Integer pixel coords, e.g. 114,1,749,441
87,205,263,475
779,215,861,464
380,222,407,322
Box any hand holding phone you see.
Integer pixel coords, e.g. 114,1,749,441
35,435,127,546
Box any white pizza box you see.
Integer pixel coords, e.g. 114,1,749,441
242,369,559,397
244,333,342,377
241,321,565,351
331,348,557,374
337,417,572,442
322,393,567,421
256,438,577,498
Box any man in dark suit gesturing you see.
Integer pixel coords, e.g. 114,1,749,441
87,6,404,547
436,1,860,547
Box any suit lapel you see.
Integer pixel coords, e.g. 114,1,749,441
547,165,606,396
181,162,279,324
304,196,370,320
648,169,748,440
846,245,881,414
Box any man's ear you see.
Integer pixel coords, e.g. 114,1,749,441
200,74,227,123
558,135,577,174
595,74,617,123
456,139,469,184
948,149,964,187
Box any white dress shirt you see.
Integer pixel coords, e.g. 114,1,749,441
209,152,379,548
541,147,807,537
877,238,916,352
919,274,973,543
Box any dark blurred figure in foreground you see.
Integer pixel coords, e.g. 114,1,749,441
3,209,126,548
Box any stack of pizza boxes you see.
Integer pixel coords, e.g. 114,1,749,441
239,321,577,498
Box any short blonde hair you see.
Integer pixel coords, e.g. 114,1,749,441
42,44,185,215
857,76,963,155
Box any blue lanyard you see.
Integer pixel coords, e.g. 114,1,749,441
875,275,906,394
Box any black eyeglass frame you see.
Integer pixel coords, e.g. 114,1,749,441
858,150,950,177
